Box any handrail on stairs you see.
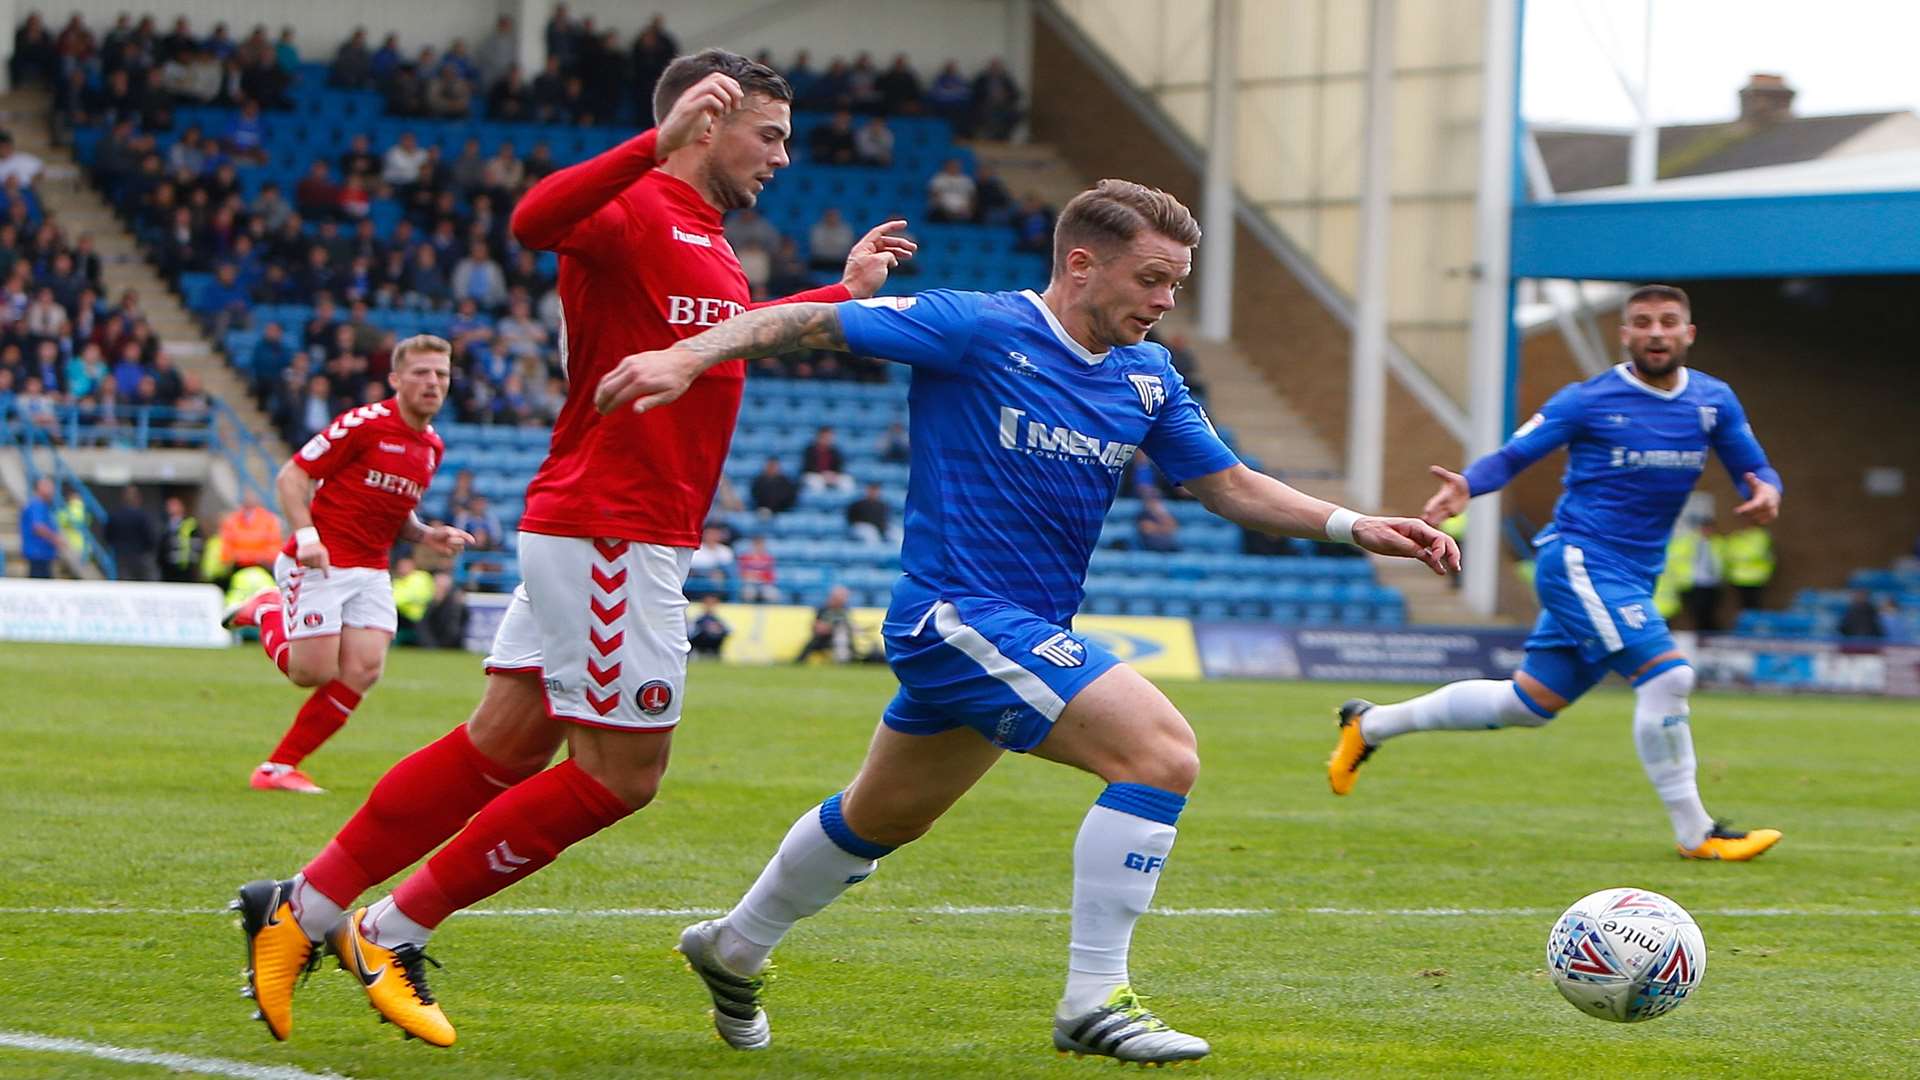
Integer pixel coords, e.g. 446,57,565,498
0,412,120,579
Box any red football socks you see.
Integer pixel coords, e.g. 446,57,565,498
267,680,362,767
258,603,290,675
389,759,632,929
302,724,537,910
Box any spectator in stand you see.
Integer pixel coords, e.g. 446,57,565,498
854,115,894,167
404,244,452,309
105,484,160,580
293,160,340,220
795,585,861,664
19,475,62,578
629,16,679,122
417,569,468,646
751,456,799,516
482,141,525,200
971,57,1023,139
725,206,780,254
55,485,91,564
688,523,736,597
876,420,910,463
846,481,898,545
0,132,45,188
224,99,269,165
1840,590,1886,639
161,494,202,582
927,158,977,222
452,240,507,309
927,60,972,131
689,595,730,657
495,295,548,360
330,28,373,89
736,535,780,603
808,207,854,271
974,163,1014,223
10,14,57,89
768,236,810,298
809,109,858,165
288,372,333,444
876,53,924,114
1135,488,1181,553
799,425,854,494
489,65,534,121
381,131,430,187
476,15,517,90
426,62,474,118
453,492,504,552
1013,193,1054,254
218,488,282,570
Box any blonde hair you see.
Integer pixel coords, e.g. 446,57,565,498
1052,179,1201,275
391,333,453,370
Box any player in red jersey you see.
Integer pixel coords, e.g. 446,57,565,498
225,335,472,794
229,49,911,1047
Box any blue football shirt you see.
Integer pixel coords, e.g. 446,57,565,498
836,289,1239,626
1464,363,1783,574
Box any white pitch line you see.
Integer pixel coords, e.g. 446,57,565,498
0,1031,353,1080
2,904,1917,919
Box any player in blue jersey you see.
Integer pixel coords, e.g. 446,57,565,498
1327,284,1785,861
595,179,1460,1063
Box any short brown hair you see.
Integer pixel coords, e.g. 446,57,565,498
652,48,792,128
1626,283,1690,313
1052,179,1201,275
391,333,452,370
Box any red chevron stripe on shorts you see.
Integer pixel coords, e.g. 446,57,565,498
584,690,619,715
592,538,629,561
590,628,624,656
591,565,627,593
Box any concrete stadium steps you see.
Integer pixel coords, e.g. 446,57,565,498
3,87,289,469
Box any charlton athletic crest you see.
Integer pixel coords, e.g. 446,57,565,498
636,680,674,715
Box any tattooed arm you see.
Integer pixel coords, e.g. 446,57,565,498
594,303,846,414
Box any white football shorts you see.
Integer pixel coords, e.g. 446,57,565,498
484,531,693,730
275,554,398,640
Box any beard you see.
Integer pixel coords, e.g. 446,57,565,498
1629,341,1686,378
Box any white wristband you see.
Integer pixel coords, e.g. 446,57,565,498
295,526,320,547
1324,508,1361,545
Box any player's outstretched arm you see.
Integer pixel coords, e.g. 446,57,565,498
594,302,848,415
1186,464,1461,575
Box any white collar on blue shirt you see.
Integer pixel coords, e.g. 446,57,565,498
1613,361,1690,400
1020,289,1107,366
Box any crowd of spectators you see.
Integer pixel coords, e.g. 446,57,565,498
26,8,1042,429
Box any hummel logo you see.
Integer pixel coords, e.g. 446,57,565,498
671,225,713,247
486,841,530,875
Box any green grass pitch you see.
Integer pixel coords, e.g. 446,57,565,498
1,642,1915,1078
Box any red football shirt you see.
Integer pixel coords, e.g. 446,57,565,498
286,401,444,570
509,128,850,548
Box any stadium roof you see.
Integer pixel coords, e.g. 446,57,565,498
1534,112,1909,193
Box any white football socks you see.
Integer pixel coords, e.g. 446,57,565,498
719,793,887,975
288,873,345,944
1062,785,1185,1017
1359,679,1550,744
1632,664,1714,849
359,894,433,950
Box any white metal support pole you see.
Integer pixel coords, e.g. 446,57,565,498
1197,0,1238,342
515,0,544,80
1628,0,1656,187
1347,0,1395,512
1463,0,1519,616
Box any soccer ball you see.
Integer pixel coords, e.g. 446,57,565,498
1546,887,1706,1022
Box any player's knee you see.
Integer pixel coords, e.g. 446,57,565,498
1636,662,1695,702
286,657,336,687
340,657,383,692
1104,718,1199,795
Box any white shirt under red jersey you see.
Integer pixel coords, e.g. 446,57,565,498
508,128,851,548
286,401,444,570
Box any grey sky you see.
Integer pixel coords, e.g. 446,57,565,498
1523,0,1920,128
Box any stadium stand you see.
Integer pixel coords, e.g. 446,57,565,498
1736,562,1920,643
27,10,1406,623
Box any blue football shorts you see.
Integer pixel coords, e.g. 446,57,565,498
1521,536,1685,704
880,595,1119,752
